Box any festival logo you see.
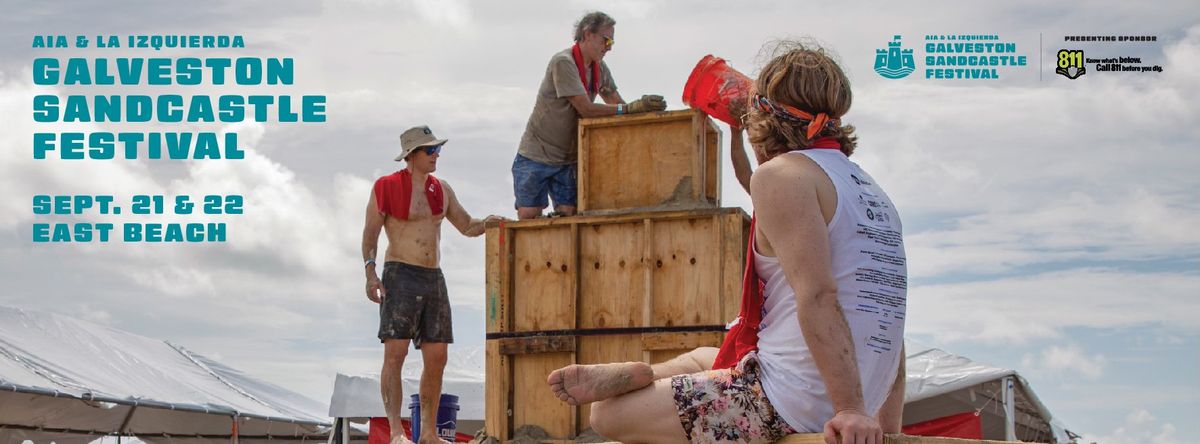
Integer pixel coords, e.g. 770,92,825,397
1056,49,1086,79
874,35,915,79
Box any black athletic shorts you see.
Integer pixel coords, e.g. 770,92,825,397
378,261,454,348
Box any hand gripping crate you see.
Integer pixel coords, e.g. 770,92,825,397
484,207,750,440
576,109,722,214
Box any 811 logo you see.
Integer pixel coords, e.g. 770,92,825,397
1056,49,1086,79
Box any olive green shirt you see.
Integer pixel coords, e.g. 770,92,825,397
518,48,617,165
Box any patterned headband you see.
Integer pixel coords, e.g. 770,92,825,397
751,94,838,140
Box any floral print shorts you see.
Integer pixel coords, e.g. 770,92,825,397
670,352,797,443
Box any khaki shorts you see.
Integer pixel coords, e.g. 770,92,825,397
670,352,797,443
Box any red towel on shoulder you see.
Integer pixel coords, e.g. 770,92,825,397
373,169,444,220
713,216,764,369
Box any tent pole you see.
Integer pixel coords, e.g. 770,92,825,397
232,414,240,444
341,417,350,444
326,418,340,444
1003,376,1016,441
118,406,138,437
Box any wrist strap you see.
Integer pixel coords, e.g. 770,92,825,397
365,258,376,268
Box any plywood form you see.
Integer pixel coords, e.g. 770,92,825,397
577,110,722,213
512,226,574,332
484,208,750,440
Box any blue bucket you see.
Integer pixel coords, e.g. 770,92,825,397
409,393,460,441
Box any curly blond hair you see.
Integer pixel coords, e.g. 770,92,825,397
746,41,858,158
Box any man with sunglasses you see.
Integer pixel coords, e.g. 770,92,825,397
513,11,667,219
362,125,502,444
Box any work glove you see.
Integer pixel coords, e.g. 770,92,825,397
627,94,667,113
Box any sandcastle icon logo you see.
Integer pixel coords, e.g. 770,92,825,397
875,35,915,79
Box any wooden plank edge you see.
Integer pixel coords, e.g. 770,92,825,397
504,207,746,228
578,109,697,128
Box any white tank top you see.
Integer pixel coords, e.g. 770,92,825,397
755,149,907,432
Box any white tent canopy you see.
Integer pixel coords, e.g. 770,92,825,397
328,346,485,435
904,341,1072,443
0,306,331,444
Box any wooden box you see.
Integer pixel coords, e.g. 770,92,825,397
577,109,722,214
484,208,750,440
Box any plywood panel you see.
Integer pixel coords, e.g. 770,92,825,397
584,120,695,210
486,208,751,441
484,340,510,440
721,213,749,322
704,120,721,205
485,225,507,333
577,110,720,213
578,222,645,329
650,218,722,327
512,227,574,332
512,353,575,439
642,332,724,351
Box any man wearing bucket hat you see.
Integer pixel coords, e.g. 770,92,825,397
362,125,503,444
513,10,668,220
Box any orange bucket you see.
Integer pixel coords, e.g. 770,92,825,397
682,55,752,128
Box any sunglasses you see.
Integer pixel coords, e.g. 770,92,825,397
597,33,614,48
421,143,443,156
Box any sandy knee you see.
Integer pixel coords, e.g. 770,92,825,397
588,399,620,438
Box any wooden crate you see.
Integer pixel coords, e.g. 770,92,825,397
576,109,722,214
484,208,750,441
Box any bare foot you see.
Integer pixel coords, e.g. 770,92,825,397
547,362,654,405
416,436,451,444
390,434,415,444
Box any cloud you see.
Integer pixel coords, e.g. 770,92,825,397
1020,344,1106,380
842,26,1200,285
1082,408,1182,444
907,269,1200,344
904,188,1200,280
411,0,473,29
2,4,1198,438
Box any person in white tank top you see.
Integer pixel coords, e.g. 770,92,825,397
544,42,907,444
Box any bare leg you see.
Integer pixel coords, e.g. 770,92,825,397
417,343,451,444
547,347,718,405
381,339,414,444
516,207,543,220
553,205,577,216
650,346,718,379
589,378,690,444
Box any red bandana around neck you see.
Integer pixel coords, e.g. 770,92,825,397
373,169,444,220
713,216,764,369
809,137,842,150
571,43,601,98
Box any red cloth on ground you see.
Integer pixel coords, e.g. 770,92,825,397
713,217,763,369
374,169,444,220
902,412,983,439
368,417,473,443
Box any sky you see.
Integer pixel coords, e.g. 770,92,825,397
1,1,1198,443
